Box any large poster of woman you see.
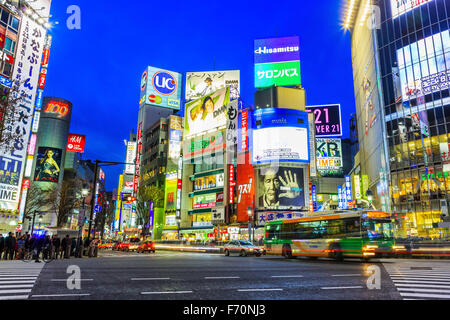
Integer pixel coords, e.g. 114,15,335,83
184,87,230,138
34,147,62,183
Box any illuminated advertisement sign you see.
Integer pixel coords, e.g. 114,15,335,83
252,108,309,164
396,30,450,102
186,70,240,101
257,166,305,209
237,153,254,222
338,185,344,209
164,174,178,213
184,87,230,137
241,110,249,152
305,104,342,137
125,141,137,175
193,193,218,209
27,134,37,156
42,99,72,121
34,147,62,183
354,175,362,200
228,164,235,205
168,116,182,161
139,66,182,110
254,36,301,88
66,134,86,153
362,175,369,199
390,0,433,19
0,16,46,211
134,122,143,193
345,175,352,204
194,173,224,191
312,185,317,211
316,138,343,176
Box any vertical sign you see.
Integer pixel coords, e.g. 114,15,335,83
308,112,317,177
345,175,352,207
338,185,344,209
134,123,143,194
148,201,154,230
228,164,235,204
311,185,317,211
0,16,46,212
125,141,137,174
226,101,238,162
241,110,249,152
354,175,362,200
176,156,182,219
362,175,369,199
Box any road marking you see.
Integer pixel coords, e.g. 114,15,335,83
205,276,240,279
131,278,170,281
397,288,450,294
321,286,364,290
395,284,450,289
237,288,283,292
331,274,362,277
0,295,29,300
390,272,450,276
0,277,37,280
141,291,193,295
31,294,91,298
270,275,303,278
393,280,450,285
51,279,93,282
390,276,450,280
0,281,36,284
0,285,34,289
400,292,450,299
0,289,31,294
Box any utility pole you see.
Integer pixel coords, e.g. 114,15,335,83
87,160,99,242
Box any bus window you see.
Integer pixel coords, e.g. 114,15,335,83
281,223,296,240
265,224,281,240
361,219,393,240
343,218,361,237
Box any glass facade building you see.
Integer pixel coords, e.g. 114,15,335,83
346,0,450,238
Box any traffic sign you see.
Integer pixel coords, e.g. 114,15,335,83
94,205,101,213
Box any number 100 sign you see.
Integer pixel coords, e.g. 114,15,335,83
305,104,342,137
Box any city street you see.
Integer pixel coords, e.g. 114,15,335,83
2,251,449,300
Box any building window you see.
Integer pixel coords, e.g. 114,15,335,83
1,62,12,77
4,37,15,54
8,15,19,32
0,9,9,26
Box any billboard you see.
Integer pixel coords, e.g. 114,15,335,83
164,174,178,213
185,70,240,101
34,147,62,183
256,166,305,209
316,138,343,176
125,141,137,175
168,116,182,162
252,108,309,164
139,66,183,110
42,99,73,122
184,87,230,137
184,130,225,161
66,134,86,153
396,29,450,103
194,173,224,191
237,153,254,222
305,104,342,137
0,16,46,211
391,0,432,19
254,36,301,88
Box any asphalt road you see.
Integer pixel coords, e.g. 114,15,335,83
2,250,449,301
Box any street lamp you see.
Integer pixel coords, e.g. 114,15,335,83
247,206,252,243
76,188,89,257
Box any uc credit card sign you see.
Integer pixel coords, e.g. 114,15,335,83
140,66,182,110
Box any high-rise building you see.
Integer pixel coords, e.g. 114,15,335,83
343,0,450,238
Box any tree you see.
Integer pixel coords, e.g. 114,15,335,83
0,84,31,153
22,183,53,224
136,185,163,237
48,178,83,228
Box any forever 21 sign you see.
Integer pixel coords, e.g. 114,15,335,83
305,104,342,137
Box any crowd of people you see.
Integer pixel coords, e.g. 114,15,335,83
0,232,99,262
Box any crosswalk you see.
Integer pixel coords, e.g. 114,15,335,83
0,261,44,300
384,262,450,300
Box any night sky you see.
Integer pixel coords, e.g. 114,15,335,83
43,0,354,191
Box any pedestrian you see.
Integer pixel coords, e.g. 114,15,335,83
42,235,51,260
83,237,91,256
52,235,61,259
71,237,77,257
61,235,72,259
4,232,16,260
32,235,44,263
0,234,4,260
17,236,25,259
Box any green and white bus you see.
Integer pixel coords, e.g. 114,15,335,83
264,210,402,261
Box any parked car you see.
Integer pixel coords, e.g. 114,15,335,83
98,240,113,249
223,240,264,257
118,238,140,252
137,241,156,253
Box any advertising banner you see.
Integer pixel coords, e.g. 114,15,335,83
211,207,225,224
354,175,362,200
34,147,62,183
252,108,309,164
306,104,342,137
391,0,432,19
396,30,450,102
241,110,249,153
345,175,352,205
186,70,240,101
125,141,137,175
362,175,369,199
164,174,177,212
256,166,305,209
0,16,46,211
256,211,305,227
237,153,254,222
316,138,343,176
255,61,301,88
66,134,86,153
254,36,300,64
139,66,183,110
168,116,182,162
184,130,225,161
184,87,230,138
194,173,224,191
226,100,238,161
193,193,217,209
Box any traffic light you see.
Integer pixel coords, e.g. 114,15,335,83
123,196,136,202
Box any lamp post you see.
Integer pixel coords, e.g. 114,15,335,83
77,188,89,256
247,206,252,243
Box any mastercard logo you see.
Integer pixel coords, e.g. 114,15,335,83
149,95,162,104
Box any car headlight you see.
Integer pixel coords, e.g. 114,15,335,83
393,245,406,250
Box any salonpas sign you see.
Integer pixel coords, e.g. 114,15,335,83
391,0,432,19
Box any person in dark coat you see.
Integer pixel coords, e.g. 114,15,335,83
0,234,4,260
42,235,51,260
32,235,44,263
52,235,61,259
4,232,16,260
61,235,72,259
